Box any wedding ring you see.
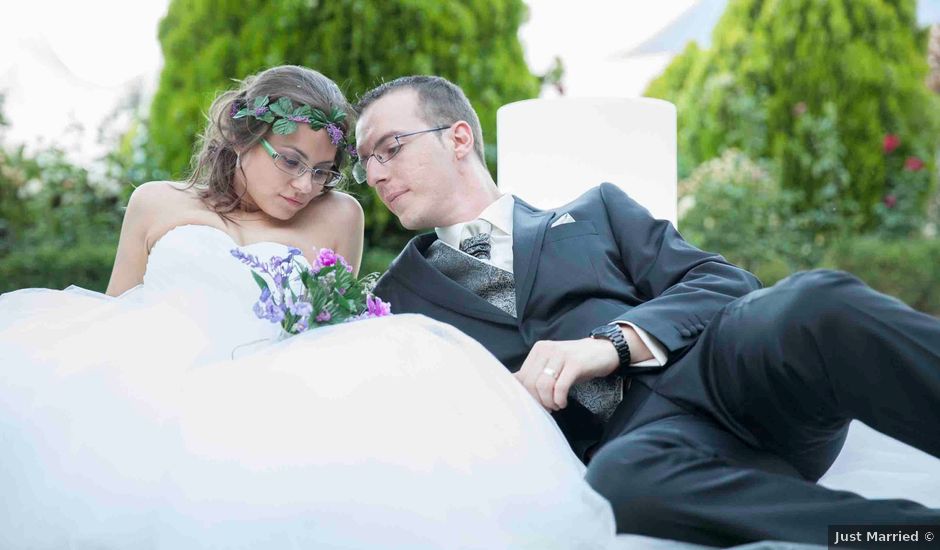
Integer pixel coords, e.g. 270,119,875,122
542,367,559,379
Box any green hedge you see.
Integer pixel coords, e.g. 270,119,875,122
0,242,117,294
823,236,940,315
647,0,939,228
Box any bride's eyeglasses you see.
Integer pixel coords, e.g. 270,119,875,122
352,126,450,185
261,139,344,190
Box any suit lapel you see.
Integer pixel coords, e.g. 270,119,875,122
390,233,516,326
512,198,552,319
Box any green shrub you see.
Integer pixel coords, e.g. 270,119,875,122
647,0,940,229
360,245,400,277
0,242,117,293
149,0,540,251
679,149,819,281
824,236,940,315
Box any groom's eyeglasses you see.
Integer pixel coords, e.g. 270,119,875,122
352,126,450,184
261,139,344,190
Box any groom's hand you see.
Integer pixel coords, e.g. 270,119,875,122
514,338,619,412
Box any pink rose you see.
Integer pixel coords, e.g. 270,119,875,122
883,134,901,154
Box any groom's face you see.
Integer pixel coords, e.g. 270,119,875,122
356,90,461,229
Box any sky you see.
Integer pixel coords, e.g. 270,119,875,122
0,0,697,165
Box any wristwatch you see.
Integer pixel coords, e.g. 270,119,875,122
589,324,631,374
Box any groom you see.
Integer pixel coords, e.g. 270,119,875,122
353,76,940,546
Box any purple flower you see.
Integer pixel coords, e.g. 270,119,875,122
286,294,313,317
346,144,358,158
366,294,392,318
267,304,285,323
326,123,344,145
288,115,310,123
253,287,286,324
316,248,338,268
231,248,264,270
292,319,309,333
287,247,302,257
230,102,240,117
254,106,269,116
315,310,332,323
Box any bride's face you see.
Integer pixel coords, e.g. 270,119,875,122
235,124,338,220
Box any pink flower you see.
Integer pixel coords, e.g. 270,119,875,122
316,248,338,267
315,310,332,323
366,295,392,318
883,195,897,209
904,156,924,172
883,134,901,154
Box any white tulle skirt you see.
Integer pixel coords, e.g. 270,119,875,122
0,287,616,549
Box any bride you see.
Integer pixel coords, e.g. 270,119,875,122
0,66,617,548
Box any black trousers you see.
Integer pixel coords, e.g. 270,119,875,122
585,269,940,547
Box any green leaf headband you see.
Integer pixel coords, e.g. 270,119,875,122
232,96,355,155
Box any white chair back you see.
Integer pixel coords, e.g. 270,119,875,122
496,97,677,225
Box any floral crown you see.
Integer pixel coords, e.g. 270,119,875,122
232,95,357,156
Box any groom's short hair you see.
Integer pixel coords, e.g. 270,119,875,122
357,76,486,166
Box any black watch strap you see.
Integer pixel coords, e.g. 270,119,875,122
590,324,631,372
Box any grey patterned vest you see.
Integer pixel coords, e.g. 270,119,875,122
425,240,623,421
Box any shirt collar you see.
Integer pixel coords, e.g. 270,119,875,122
435,194,515,249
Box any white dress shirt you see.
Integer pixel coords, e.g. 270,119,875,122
435,194,667,367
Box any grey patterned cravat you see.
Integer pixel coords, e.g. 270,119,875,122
426,240,623,421
458,220,492,260
459,232,492,260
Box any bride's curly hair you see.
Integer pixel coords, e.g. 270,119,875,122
186,65,355,217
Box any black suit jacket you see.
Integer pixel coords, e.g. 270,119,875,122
374,183,760,454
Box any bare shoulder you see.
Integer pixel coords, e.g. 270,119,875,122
126,180,195,214
301,190,364,227
125,181,207,250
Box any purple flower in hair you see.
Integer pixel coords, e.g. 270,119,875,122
326,123,344,146
346,143,358,158
287,114,310,123
254,106,269,116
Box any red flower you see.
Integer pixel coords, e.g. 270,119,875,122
883,195,897,209
904,156,924,171
883,134,901,154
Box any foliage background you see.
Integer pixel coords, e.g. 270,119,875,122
651,0,940,314
150,0,540,250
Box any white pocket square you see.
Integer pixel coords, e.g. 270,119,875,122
551,213,576,228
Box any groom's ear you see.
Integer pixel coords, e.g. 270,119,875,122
451,121,475,161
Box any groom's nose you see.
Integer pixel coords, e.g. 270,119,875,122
366,158,390,189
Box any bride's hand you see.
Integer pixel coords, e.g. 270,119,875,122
513,338,619,412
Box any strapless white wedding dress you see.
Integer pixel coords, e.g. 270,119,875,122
0,225,616,549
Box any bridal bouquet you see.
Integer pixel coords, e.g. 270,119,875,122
231,246,392,336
